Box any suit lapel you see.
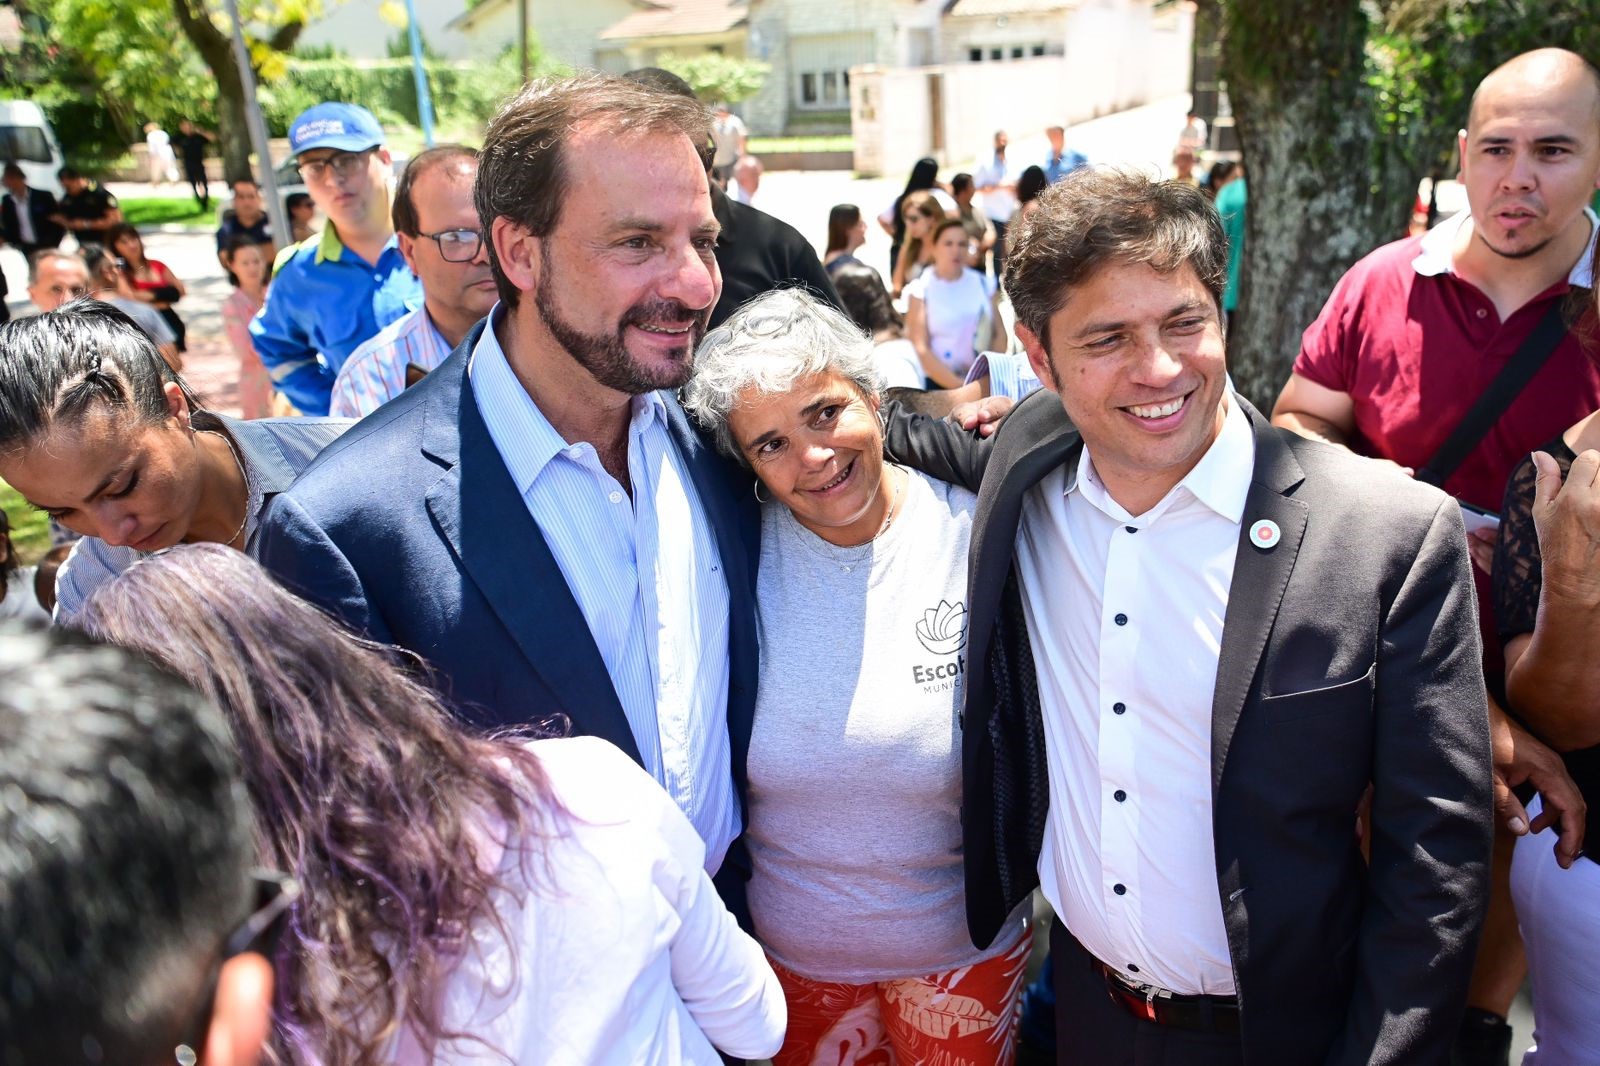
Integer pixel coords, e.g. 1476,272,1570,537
1209,408,1308,797
420,334,642,762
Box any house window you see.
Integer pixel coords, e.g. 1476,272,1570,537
969,47,983,62
1032,44,1045,56
989,47,1002,60
1010,46,1023,58
792,33,871,110
801,72,818,104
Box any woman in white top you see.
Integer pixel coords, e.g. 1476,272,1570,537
684,290,1030,1066
78,544,785,1066
906,219,1008,388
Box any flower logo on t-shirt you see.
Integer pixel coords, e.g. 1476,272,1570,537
915,599,968,656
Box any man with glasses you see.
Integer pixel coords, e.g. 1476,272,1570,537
0,621,290,1066
250,102,422,415
331,145,493,417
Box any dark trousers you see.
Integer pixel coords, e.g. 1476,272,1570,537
1051,920,1244,1066
991,218,1009,281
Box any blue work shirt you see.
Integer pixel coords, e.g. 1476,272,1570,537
1044,149,1090,184
249,225,421,415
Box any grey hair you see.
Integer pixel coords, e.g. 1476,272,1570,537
683,287,882,466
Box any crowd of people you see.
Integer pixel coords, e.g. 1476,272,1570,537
1,43,1598,1066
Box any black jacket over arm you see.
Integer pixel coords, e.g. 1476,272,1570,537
886,391,1492,1066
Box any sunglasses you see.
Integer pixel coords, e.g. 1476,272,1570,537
173,870,300,1065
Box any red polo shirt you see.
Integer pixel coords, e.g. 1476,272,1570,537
1294,211,1600,513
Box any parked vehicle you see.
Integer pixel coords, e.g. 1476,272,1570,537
0,101,65,198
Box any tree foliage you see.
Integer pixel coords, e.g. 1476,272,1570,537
658,52,771,104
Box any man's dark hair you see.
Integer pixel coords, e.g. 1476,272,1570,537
1,163,23,182
1005,166,1226,348
0,621,255,1064
285,191,312,213
475,71,713,308
391,144,478,237
230,177,259,191
57,165,81,181
951,172,974,196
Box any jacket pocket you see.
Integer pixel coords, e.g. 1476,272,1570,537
1258,663,1375,724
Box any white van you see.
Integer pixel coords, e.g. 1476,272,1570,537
0,101,65,198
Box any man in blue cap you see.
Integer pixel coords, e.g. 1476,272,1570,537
250,102,422,415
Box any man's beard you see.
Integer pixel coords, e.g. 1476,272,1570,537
534,246,709,395
1476,225,1554,261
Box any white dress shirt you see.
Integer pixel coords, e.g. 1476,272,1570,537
1015,396,1254,995
470,312,740,872
387,737,786,1064
12,189,35,245
330,305,454,417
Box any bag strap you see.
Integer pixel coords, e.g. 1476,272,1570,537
1417,301,1573,488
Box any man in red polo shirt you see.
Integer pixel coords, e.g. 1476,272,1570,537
1273,47,1600,1066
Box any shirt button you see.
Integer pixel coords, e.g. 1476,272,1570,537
1114,613,1128,626
1127,963,1140,974
1113,789,1127,802
608,490,623,504
1475,308,1488,319
1125,525,1138,534
1112,702,1126,714
1114,883,1127,895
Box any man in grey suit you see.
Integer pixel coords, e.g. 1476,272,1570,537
888,168,1492,1064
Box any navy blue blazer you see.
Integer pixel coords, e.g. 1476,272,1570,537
256,321,762,803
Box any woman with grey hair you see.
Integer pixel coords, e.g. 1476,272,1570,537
684,288,1030,1065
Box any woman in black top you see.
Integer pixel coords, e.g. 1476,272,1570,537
1494,407,1600,1064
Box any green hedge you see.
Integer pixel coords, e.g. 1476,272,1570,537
260,52,542,139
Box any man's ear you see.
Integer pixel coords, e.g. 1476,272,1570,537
491,216,540,299
198,953,274,1066
1014,323,1059,395
397,232,420,276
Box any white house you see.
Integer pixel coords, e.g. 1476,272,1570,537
300,0,477,59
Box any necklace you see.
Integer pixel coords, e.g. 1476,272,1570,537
199,429,250,547
872,465,904,541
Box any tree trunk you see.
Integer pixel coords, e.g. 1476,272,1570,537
1219,0,1412,409
170,0,305,183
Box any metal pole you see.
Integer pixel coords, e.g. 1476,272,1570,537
221,0,290,249
519,0,529,82
404,0,436,147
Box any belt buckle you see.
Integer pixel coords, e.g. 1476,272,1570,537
1142,985,1161,1022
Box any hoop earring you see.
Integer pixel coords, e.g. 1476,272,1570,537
753,479,769,504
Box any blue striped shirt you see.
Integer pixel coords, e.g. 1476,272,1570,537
469,312,740,871
330,306,454,418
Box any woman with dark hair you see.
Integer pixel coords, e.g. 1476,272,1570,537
105,221,189,352
1015,165,1049,222
823,203,868,277
1492,261,1600,1064
0,299,347,622
0,507,47,622
831,263,924,390
78,543,786,1065
879,157,956,275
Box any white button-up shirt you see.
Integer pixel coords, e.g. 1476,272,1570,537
330,305,455,418
470,312,740,872
1016,396,1254,995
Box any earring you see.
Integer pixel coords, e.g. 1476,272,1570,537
752,479,769,504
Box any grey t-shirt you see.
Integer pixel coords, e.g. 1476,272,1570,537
745,467,1024,982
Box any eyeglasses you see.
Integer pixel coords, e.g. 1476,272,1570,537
173,870,301,1065
296,149,374,183
418,227,484,263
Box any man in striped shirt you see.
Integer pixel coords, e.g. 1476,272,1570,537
330,146,496,418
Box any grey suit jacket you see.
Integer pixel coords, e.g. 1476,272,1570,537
887,391,1492,1065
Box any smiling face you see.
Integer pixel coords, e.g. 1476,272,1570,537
0,388,203,552
508,124,721,394
1019,259,1227,514
1460,54,1600,261
727,369,889,545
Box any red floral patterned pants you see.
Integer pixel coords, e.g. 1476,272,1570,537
767,927,1032,1066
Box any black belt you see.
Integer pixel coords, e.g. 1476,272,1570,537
1091,958,1241,1034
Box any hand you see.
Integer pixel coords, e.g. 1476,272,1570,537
1492,704,1586,868
1369,456,1415,478
949,395,1015,438
1530,449,1600,606
1468,525,1498,575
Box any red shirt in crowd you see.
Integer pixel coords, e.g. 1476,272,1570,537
1294,210,1600,513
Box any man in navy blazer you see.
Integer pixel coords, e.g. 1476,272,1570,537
256,75,760,909
0,164,65,257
